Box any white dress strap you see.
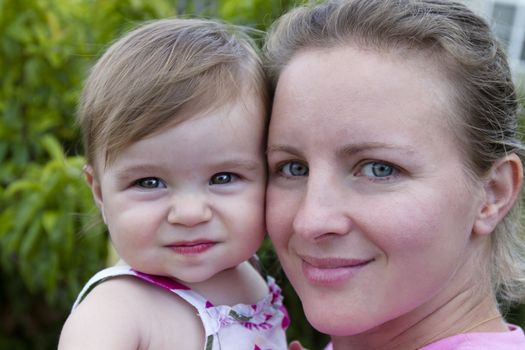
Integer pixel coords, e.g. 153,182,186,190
71,265,219,337
72,265,136,310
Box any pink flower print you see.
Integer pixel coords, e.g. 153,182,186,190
243,321,256,330
132,270,189,290
271,290,281,304
280,306,290,329
219,315,232,327
242,321,272,330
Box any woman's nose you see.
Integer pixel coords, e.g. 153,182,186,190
292,174,352,241
167,192,212,227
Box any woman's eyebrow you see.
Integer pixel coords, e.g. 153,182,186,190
336,142,417,157
267,143,416,156
266,144,301,155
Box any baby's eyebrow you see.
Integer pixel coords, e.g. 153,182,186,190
113,164,163,180
214,159,261,171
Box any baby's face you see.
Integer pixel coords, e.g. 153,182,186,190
87,92,267,285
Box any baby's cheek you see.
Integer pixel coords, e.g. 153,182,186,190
110,207,156,238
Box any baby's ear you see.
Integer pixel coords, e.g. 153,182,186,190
84,165,106,223
473,154,523,236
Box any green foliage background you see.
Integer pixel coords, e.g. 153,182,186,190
0,0,522,349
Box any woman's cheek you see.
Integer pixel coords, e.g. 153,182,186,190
266,187,296,245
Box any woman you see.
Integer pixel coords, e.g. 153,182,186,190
264,0,525,349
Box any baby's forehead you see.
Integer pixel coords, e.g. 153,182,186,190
99,92,267,168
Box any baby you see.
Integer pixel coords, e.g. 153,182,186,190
58,18,288,350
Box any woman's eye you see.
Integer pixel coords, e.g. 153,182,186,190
134,177,165,189
360,162,395,178
209,172,238,185
280,161,309,177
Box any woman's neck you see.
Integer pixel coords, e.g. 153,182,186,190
331,284,505,350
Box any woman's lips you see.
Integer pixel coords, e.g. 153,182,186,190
168,240,216,255
301,256,373,285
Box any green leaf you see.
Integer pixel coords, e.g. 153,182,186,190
5,180,40,197
40,134,65,162
19,216,42,261
42,211,58,236
11,193,42,246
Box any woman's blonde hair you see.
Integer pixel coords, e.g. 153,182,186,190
79,18,267,168
265,0,525,306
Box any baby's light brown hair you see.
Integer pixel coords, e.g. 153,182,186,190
79,18,267,169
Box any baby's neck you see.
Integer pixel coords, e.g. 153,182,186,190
184,261,268,306
116,258,269,306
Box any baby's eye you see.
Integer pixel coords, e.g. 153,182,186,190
209,172,238,185
134,177,166,189
360,162,395,178
280,161,309,177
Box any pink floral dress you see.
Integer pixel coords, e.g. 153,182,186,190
72,265,289,350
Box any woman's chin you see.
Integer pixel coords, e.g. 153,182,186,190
303,304,372,336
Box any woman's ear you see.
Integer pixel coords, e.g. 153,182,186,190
473,153,523,236
84,164,107,224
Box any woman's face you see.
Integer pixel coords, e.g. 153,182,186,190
266,46,486,335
